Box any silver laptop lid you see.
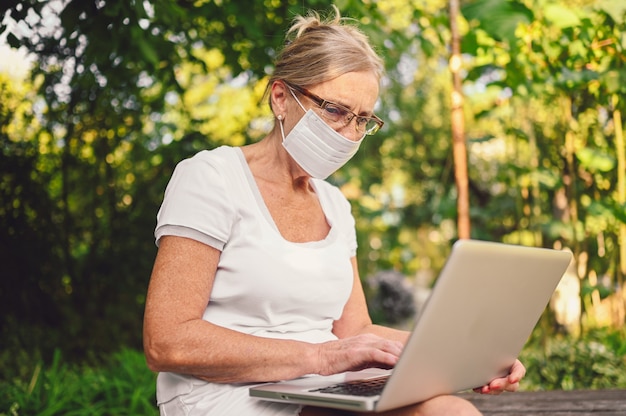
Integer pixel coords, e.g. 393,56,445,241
376,240,571,411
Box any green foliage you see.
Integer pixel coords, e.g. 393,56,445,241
0,0,624,392
520,329,626,391
458,0,626,330
0,349,157,416
463,0,533,44
0,0,395,364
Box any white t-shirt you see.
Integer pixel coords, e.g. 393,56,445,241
154,146,358,410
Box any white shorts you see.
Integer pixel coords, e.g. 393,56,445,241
158,380,303,416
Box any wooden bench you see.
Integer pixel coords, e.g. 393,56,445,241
457,390,626,415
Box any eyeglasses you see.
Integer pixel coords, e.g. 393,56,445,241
286,83,384,136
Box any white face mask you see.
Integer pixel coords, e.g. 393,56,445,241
279,106,364,180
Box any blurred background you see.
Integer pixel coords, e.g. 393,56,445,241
1,0,625,414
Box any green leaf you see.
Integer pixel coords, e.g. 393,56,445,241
462,0,534,45
601,69,626,94
138,38,159,66
576,147,616,172
530,168,562,189
594,0,626,23
544,4,581,28
461,30,480,56
612,202,626,223
7,32,20,49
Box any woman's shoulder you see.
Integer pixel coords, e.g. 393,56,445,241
164,146,246,197
182,146,239,167
171,146,244,180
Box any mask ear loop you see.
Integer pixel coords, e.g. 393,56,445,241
288,88,308,113
277,87,307,141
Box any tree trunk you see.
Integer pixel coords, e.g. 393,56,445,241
612,96,625,326
449,0,470,239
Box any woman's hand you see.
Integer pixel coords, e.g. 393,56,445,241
473,359,526,395
315,333,404,376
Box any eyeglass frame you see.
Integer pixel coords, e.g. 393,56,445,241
284,82,385,136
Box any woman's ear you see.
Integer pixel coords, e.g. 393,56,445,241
270,81,289,117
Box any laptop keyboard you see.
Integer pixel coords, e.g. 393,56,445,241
310,375,389,397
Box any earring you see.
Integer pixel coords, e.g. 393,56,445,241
277,114,283,121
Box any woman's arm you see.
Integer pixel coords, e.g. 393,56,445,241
143,237,401,383
143,236,320,383
332,257,409,344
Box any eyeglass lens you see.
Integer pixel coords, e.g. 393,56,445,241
319,103,378,134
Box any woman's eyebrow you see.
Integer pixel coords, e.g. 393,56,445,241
333,99,375,117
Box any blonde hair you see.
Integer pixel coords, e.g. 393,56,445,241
266,6,384,105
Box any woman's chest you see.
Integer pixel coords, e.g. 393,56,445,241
259,184,331,243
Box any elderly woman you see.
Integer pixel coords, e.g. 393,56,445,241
143,6,525,416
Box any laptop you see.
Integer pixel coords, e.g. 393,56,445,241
250,239,572,412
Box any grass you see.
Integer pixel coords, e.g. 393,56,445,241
0,349,158,416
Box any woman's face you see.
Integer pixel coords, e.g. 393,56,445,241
289,71,380,142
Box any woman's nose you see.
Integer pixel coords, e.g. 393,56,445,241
335,118,364,142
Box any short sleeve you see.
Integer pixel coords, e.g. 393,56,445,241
155,152,235,250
